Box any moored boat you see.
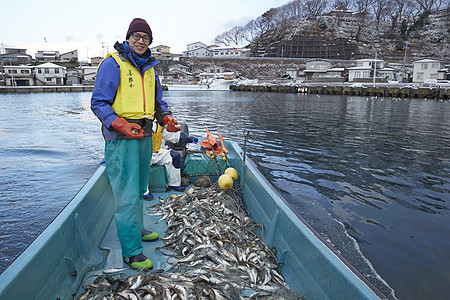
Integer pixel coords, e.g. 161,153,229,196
0,141,386,299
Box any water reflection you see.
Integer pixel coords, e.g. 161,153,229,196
168,91,449,299
0,91,448,300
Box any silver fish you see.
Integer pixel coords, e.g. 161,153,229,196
102,267,130,274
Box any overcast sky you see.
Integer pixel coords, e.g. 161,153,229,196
0,0,288,61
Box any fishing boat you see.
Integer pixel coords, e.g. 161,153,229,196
198,78,235,90
0,140,386,299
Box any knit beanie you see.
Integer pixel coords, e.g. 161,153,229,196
126,18,152,40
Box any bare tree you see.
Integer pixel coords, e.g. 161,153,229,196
281,0,305,19
332,0,354,10
413,0,438,13
252,10,277,37
371,0,394,23
392,0,418,16
434,0,449,10
304,0,329,18
213,32,233,46
353,0,376,15
241,20,259,43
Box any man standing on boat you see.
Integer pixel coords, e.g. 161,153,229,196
91,18,180,270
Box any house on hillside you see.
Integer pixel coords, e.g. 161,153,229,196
438,65,449,80
151,45,171,60
90,57,104,66
3,65,34,86
286,68,306,82
35,50,60,62
377,67,400,81
1,48,33,64
199,65,236,81
183,42,210,57
209,46,250,58
412,59,444,83
304,59,345,82
81,66,97,84
169,64,190,73
162,64,192,82
286,68,299,80
347,59,391,82
304,59,332,80
34,62,66,85
66,68,81,85
60,50,78,62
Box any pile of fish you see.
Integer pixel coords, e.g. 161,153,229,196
77,184,305,299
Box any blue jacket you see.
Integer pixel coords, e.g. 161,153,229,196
91,42,170,141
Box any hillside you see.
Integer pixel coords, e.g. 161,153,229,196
212,0,449,62
250,8,449,61
156,5,448,81
157,57,310,81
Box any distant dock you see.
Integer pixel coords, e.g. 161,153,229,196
0,86,94,94
230,84,449,99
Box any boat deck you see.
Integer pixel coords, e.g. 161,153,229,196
0,142,386,300
81,188,184,284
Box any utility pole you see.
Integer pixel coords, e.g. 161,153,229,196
373,47,377,85
403,42,409,83
0,42,5,85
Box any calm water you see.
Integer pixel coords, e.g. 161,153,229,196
0,91,449,299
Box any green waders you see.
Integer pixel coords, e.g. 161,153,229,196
105,137,152,258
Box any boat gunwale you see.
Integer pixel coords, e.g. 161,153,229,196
0,142,388,299
239,145,386,299
0,165,111,298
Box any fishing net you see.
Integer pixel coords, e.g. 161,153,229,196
77,183,305,300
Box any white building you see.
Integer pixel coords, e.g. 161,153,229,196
66,68,80,85
183,42,210,58
34,62,66,85
412,59,444,83
35,50,60,62
347,59,385,82
199,65,236,81
209,46,249,58
303,59,345,82
168,64,190,73
304,59,333,80
286,68,299,80
377,67,399,81
60,50,78,62
81,66,97,84
3,65,34,86
1,48,33,64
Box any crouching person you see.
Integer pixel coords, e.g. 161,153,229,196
144,124,198,200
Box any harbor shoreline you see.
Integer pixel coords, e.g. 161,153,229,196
0,85,94,94
230,84,449,99
1,84,449,100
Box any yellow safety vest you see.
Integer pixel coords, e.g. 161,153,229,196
103,52,156,119
152,124,163,152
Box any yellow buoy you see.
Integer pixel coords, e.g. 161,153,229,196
224,167,238,180
218,174,233,190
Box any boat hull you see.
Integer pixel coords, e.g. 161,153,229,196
0,141,385,299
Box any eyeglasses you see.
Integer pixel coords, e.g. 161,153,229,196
131,32,151,43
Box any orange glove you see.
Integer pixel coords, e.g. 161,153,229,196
162,115,181,132
111,117,144,139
